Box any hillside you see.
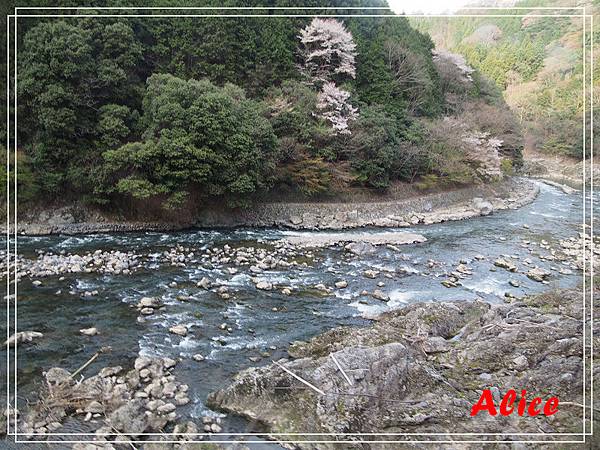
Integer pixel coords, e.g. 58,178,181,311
1,1,522,218
412,0,598,160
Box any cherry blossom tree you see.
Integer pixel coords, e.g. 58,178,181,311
299,19,359,134
298,18,357,85
316,82,358,135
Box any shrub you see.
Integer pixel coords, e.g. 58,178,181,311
501,159,514,176
284,157,332,197
0,149,38,205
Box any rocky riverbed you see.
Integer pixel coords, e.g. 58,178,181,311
1,180,597,448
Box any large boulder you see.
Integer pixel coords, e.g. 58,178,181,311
473,197,493,216
107,400,148,435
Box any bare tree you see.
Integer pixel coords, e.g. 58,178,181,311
384,41,433,113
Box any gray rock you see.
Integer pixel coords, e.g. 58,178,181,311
168,325,188,337
156,403,176,414
44,367,72,387
255,281,273,291
473,197,493,216
289,216,302,225
512,355,529,371
494,258,517,272
5,331,43,347
79,327,98,336
345,241,376,256
134,356,151,371
422,336,451,353
197,277,211,289
137,297,162,309
371,289,390,302
99,366,122,378
527,267,551,282
84,401,104,414
107,400,148,435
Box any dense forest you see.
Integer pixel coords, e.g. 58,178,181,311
1,1,523,214
413,0,599,160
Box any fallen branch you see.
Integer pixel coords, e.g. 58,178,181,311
70,346,111,380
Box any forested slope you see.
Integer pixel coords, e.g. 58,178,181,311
413,0,599,160
1,1,522,217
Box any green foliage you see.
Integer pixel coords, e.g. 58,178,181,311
455,39,545,89
103,74,278,209
11,0,527,211
414,0,591,159
19,18,143,195
501,159,514,176
346,105,427,189
139,13,299,96
420,118,478,187
266,80,320,147
415,174,440,191
97,104,138,149
0,149,38,205
284,157,332,197
348,16,443,117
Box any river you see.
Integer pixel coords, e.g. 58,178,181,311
0,180,597,445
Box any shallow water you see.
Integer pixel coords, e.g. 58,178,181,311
0,180,597,442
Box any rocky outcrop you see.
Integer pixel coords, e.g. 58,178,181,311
208,288,592,447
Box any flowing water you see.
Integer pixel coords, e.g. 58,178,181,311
0,181,597,444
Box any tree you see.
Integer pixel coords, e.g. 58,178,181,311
346,105,427,189
316,82,358,135
298,18,359,135
385,41,435,113
103,74,278,209
348,15,442,117
19,18,143,195
298,18,357,85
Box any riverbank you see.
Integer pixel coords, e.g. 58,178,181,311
521,149,599,189
13,177,539,235
208,286,597,447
